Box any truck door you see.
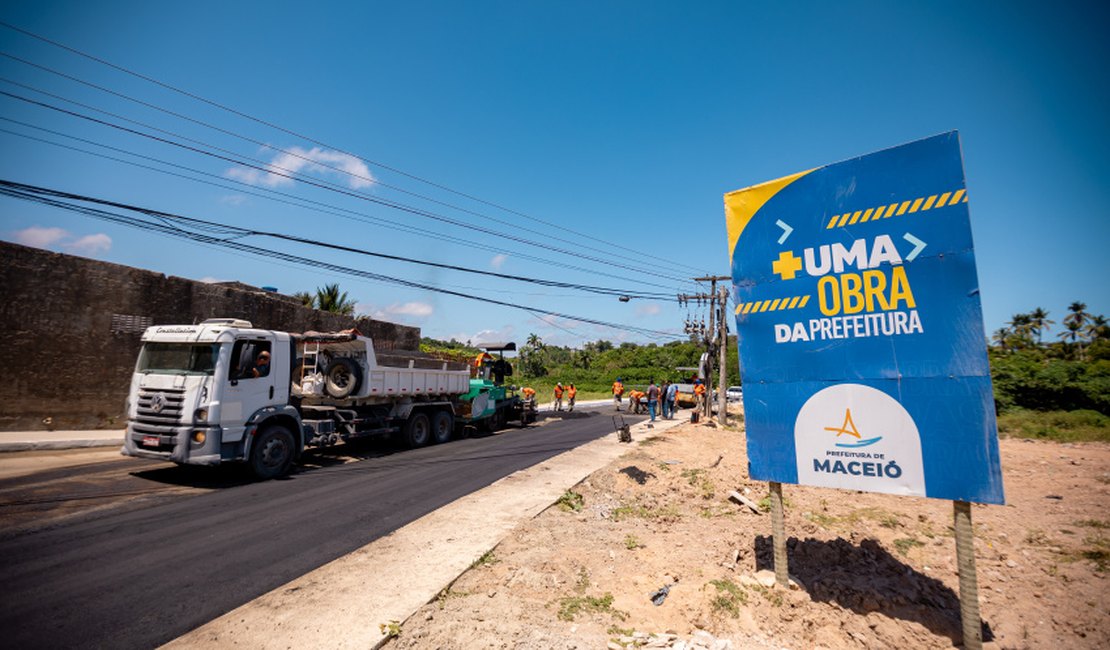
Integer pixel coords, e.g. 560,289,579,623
221,338,277,443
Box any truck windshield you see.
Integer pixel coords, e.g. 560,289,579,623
137,343,219,375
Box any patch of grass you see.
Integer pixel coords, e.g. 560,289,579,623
1074,519,1110,530
682,468,716,499
708,579,748,617
699,506,736,519
1058,534,1109,572
804,506,898,531
1025,529,1050,545
623,534,643,550
470,550,497,569
434,588,471,608
682,468,705,485
607,625,635,637
750,583,783,607
556,593,628,622
638,435,664,446
996,409,1110,443
805,511,839,528
575,567,591,593
612,502,680,522
893,537,924,556
378,620,401,638
557,490,584,512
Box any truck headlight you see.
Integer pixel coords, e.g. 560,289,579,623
192,430,207,444
194,408,209,423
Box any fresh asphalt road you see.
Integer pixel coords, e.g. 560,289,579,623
0,407,644,649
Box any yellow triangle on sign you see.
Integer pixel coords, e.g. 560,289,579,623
724,169,813,265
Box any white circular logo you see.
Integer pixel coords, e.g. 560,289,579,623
794,383,925,497
150,393,166,414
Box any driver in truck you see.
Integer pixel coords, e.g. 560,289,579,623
251,351,271,378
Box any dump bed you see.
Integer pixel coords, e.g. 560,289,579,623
293,329,470,401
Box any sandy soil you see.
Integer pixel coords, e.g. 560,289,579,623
388,410,1109,649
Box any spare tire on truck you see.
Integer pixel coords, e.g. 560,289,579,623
324,357,362,398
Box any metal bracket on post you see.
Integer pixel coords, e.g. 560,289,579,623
954,500,982,650
769,481,788,587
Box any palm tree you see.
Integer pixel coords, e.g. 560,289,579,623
1085,314,1109,342
1028,307,1053,345
315,283,356,316
1063,302,1091,360
526,333,544,350
991,327,1012,351
1006,313,1034,349
292,291,315,308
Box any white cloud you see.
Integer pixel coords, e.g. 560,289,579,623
635,303,661,317
13,226,67,248
65,234,112,255
386,302,434,317
11,226,111,256
443,325,516,347
225,146,375,190
490,254,507,270
220,195,247,206
362,301,435,323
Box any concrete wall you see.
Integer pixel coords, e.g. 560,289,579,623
0,241,421,431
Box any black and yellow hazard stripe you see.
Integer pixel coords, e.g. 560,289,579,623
825,188,967,229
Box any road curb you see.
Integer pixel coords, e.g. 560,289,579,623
0,439,123,452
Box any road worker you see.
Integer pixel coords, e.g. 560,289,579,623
554,382,565,411
612,378,624,411
567,384,577,411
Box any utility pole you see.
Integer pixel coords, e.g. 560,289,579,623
679,275,731,424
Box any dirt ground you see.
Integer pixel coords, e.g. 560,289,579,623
388,409,1109,649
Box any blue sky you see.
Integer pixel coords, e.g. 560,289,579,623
1,1,1107,347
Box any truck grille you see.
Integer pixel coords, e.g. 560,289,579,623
133,387,186,433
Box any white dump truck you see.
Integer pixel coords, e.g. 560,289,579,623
122,318,531,479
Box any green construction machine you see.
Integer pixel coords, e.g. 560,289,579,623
457,342,537,430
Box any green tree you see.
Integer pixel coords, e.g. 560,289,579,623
1006,313,1035,349
1062,301,1091,360
315,283,356,316
1086,314,1109,342
1028,307,1053,345
292,291,315,308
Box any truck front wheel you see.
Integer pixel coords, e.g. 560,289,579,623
249,425,295,480
403,412,431,448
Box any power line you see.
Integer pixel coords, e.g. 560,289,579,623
0,116,683,292
0,178,680,340
0,87,695,286
0,57,699,280
0,178,671,298
0,26,703,275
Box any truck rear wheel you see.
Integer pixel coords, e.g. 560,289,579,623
403,412,431,448
431,410,454,444
249,425,295,480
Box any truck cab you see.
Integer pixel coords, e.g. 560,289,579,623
122,319,300,477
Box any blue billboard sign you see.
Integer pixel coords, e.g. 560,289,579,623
724,132,1004,504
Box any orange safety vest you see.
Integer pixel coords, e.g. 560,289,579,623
554,385,564,398
522,387,535,398
629,390,644,401
613,381,624,396
568,386,577,399
694,383,706,395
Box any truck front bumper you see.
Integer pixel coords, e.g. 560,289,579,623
122,423,223,466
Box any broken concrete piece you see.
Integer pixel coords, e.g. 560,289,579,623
727,490,763,514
